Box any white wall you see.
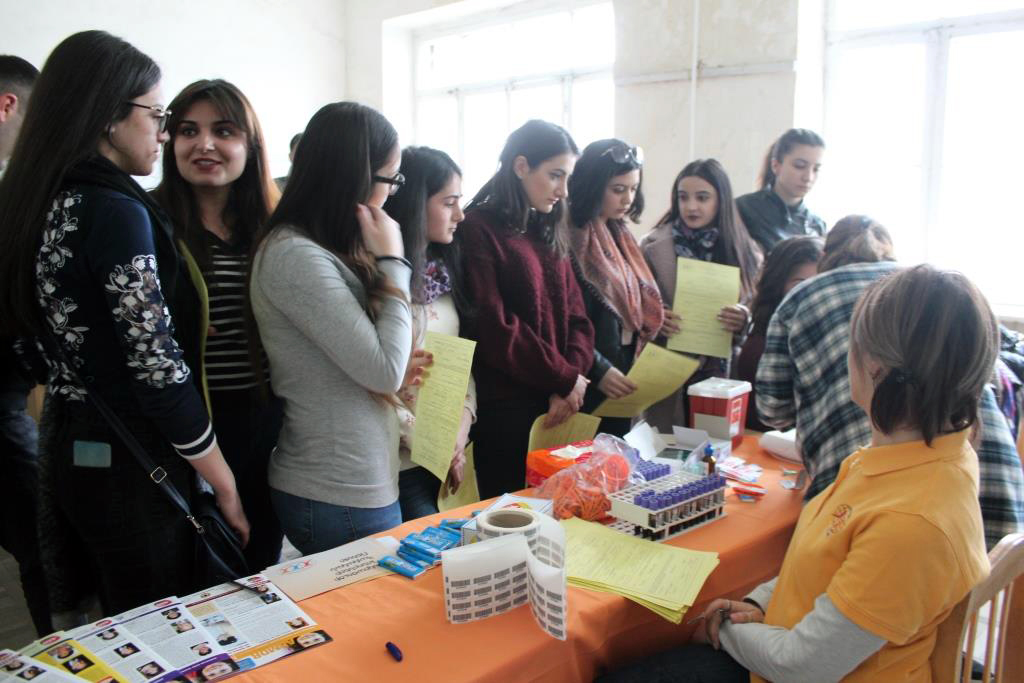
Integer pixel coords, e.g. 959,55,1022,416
0,0,348,181
345,0,804,236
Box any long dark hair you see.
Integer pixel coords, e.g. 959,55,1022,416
750,235,823,335
152,79,279,272
465,119,578,256
568,138,644,228
658,158,760,298
252,101,401,314
818,214,895,273
382,146,469,312
757,128,825,190
0,31,160,337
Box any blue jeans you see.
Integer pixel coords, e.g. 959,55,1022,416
270,488,402,556
398,466,441,521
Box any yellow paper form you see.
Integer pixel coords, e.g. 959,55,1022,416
562,517,719,623
527,412,602,452
437,443,481,512
410,332,477,481
593,344,700,418
667,258,740,359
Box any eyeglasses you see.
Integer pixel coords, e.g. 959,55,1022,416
373,172,405,196
126,102,172,133
601,144,644,166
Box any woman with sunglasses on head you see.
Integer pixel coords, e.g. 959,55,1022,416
736,128,826,254
459,119,593,499
383,146,475,520
567,140,663,437
152,80,283,569
249,102,412,554
641,159,761,433
0,31,248,613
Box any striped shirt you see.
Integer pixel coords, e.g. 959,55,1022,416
756,260,1024,549
205,234,260,392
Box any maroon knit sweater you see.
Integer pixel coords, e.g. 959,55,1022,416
460,208,594,404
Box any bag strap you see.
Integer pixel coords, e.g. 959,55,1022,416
40,330,205,535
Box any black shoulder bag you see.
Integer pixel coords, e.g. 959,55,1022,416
42,334,249,584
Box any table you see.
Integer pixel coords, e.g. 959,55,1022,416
238,437,804,682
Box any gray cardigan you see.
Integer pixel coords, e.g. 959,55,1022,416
250,228,412,508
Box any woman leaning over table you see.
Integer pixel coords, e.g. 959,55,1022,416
249,102,412,554
383,146,476,520
459,120,594,499
599,264,992,683
567,139,663,438
0,31,248,614
152,79,284,569
640,159,761,433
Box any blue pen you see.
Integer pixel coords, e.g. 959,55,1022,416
386,641,403,662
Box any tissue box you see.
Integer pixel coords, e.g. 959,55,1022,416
462,494,555,545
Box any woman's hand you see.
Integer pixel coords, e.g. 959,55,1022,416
660,308,682,337
717,304,750,334
690,598,764,650
545,375,588,428
215,488,251,548
443,408,474,495
356,203,404,258
401,349,433,391
598,367,637,399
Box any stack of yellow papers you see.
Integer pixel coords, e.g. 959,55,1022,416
561,517,719,623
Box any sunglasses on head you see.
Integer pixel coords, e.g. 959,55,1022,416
601,144,644,166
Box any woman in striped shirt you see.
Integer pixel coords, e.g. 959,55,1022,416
153,79,283,569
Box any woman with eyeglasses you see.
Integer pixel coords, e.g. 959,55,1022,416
249,102,412,554
567,139,663,437
641,159,761,432
152,80,284,569
459,119,594,499
382,147,476,520
0,31,248,613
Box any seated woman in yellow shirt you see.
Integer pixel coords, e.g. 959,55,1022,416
599,264,993,683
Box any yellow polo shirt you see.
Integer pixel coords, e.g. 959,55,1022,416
754,431,989,683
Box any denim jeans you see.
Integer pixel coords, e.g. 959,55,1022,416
270,488,402,556
398,466,441,521
594,644,748,683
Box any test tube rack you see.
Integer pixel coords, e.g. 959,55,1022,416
608,471,727,541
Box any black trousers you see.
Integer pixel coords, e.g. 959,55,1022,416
209,389,284,570
0,407,52,635
471,397,549,500
594,643,748,683
46,399,197,616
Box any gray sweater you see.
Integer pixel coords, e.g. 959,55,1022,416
250,228,412,508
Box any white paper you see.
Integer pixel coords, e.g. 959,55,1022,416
182,574,330,671
624,421,668,461
66,617,181,683
264,536,399,602
441,510,567,640
0,649,82,682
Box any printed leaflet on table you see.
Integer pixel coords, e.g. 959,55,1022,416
1,648,82,682
181,574,331,670
20,632,131,683
264,536,400,602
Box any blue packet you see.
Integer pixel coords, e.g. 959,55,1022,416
378,555,426,579
399,541,440,566
396,548,432,569
440,518,471,529
401,537,442,560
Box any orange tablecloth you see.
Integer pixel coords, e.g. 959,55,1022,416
238,437,804,683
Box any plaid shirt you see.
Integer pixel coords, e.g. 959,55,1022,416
757,261,1024,549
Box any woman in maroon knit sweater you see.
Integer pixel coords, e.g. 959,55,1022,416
459,120,594,498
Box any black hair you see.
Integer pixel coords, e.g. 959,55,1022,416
757,128,825,190
382,146,470,313
253,101,401,314
0,31,160,337
153,79,279,272
658,158,760,299
750,235,823,335
568,138,644,228
465,119,578,256
0,55,39,94
289,133,302,152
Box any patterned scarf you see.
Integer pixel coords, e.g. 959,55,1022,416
421,259,452,305
570,219,664,345
671,218,719,262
